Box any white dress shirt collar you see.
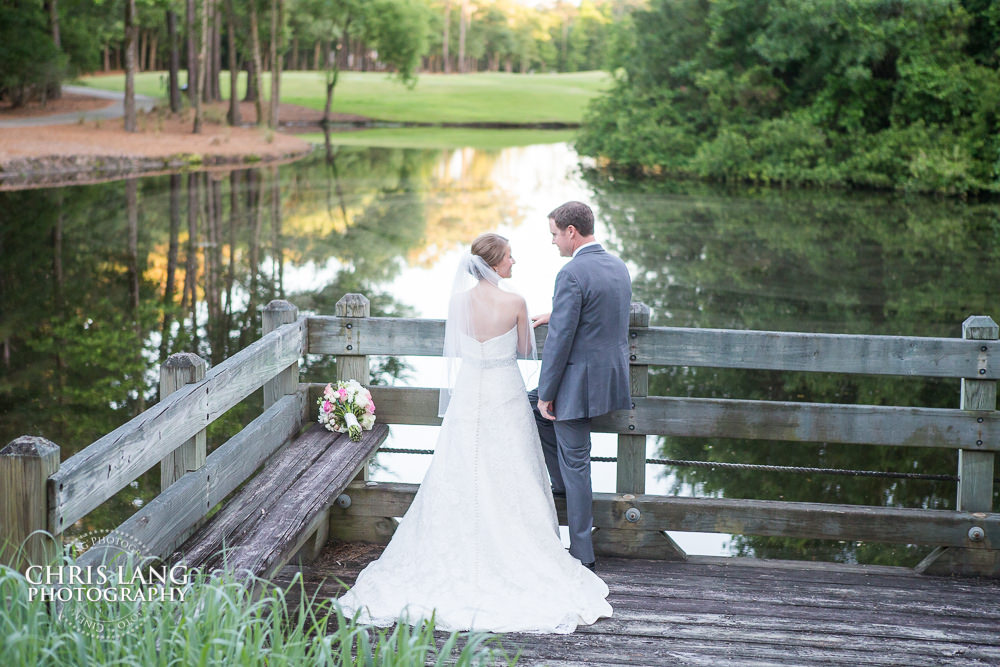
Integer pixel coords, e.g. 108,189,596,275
572,241,600,258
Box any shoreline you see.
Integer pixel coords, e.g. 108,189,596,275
0,97,324,189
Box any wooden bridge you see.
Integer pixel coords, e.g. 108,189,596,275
3,294,999,664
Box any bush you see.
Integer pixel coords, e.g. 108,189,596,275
0,7,66,107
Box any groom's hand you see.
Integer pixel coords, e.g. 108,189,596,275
537,399,556,421
531,312,551,328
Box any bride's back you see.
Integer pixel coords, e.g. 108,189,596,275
464,282,523,342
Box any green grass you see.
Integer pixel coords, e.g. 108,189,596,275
0,559,510,666
301,127,576,149
76,70,610,124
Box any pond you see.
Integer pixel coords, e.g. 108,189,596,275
2,133,999,566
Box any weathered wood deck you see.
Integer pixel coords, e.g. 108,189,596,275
273,542,1000,666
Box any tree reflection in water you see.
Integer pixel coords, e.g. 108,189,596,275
3,147,999,565
587,171,1000,564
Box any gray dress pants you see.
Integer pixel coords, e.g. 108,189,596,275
527,388,595,564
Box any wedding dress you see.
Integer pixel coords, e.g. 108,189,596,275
336,325,613,633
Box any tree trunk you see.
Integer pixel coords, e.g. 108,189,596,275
139,29,147,71
443,0,451,73
191,0,204,133
249,0,265,125
225,0,241,125
244,58,258,101
149,32,158,71
124,0,138,132
458,0,468,73
104,44,110,71
289,36,298,70
195,0,209,131
45,0,62,99
167,9,182,112
323,54,338,123
212,0,222,101
186,0,198,102
268,0,283,129
313,40,321,70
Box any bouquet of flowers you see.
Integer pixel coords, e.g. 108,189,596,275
318,379,376,441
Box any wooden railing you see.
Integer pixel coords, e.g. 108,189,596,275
318,303,999,577
1,300,308,569
2,294,997,577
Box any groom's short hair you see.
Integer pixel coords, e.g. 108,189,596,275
548,201,594,237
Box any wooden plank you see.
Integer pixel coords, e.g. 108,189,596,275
200,423,389,580
306,316,998,379
307,384,999,450
568,617,1000,659
599,574,1000,620
48,318,306,533
335,482,1000,548
177,421,338,571
76,393,305,565
501,631,982,667
605,593,1000,635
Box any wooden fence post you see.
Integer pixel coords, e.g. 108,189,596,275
263,299,300,409
329,293,396,547
593,302,686,560
1,436,61,570
917,315,999,576
336,293,371,482
618,302,650,495
159,352,208,493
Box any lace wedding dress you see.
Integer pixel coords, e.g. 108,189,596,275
337,325,613,634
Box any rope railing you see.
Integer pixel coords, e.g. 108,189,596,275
376,447,960,482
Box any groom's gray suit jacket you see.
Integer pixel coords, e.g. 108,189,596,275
538,244,632,420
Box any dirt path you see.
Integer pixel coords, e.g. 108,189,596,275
0,88,356,189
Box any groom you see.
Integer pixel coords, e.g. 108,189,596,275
528,201,632,570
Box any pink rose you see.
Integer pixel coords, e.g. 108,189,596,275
337,388,348,402
322,400,332,413
366,403,375,414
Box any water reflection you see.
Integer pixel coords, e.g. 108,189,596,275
589,173,1000,564
2,142,999,565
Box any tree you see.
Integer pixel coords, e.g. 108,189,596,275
124,0,138,131
167,5,182,112
224,0,240,124
268,0,285,128
0,5,66,107
248,0,266,125
300,0,430,124
577,0,1000,196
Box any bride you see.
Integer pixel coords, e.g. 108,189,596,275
336,233,613,634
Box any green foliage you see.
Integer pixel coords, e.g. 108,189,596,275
365,0,431,86
578,0,1000,196
0,5,67,106
587,169,1000,563
0,561,509,665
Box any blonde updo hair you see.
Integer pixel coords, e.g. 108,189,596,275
470,233,509,272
